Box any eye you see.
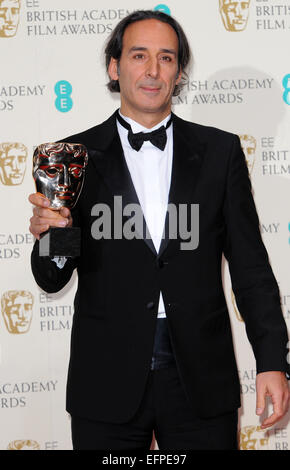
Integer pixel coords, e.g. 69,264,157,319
45,166,60,177
227,5,236,13
10,306,19,314
69,167,82,178
160,56,172,62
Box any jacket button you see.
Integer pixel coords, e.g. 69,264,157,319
146,301,155,310
156,259,167,269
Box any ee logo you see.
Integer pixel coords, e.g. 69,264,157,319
282,74,290,105
154,4,171,15
55,80,73,112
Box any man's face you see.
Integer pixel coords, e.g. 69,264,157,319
33,143,87,210
0,146,27,185
220,0,250,32
109,19,182,120
0,0,20,38
3,293,33,334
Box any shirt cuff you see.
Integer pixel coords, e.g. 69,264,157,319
51,256,67,269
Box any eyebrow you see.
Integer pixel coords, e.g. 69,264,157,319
128,46,177,57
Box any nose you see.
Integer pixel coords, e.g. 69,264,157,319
5,8,13,23
18,305,25,319
145,57,159,79
11,157,20,171
58,165,70,187
235,4,242,17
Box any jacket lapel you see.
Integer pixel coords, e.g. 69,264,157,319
88,112,157,255
87,111,206,258
157,113,206,258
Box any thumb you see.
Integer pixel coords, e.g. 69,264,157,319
256,383,266,415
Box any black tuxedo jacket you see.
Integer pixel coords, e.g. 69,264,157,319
31,111,290,423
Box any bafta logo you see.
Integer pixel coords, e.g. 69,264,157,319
0,142,27,185
239,134,256,175
239,425,269,450
0,0,21,38
219,0,251,32
7,440,40,450
1,290,33,334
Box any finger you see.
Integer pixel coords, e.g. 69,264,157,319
28,192,50,208
32,208,70,227
256,385,266,416
29,223,49,240
282,389,290,414
30,213,69,239
59,207,71,218
31,215,68,228
59,207,73,227
261,394,284,428
33,207,64,221
261,410,283,429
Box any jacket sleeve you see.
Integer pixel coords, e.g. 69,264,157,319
30,206,80,294
223,135,290,378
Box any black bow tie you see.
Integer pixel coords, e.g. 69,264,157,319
116,112,172,152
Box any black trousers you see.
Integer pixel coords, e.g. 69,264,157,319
71,365,238,450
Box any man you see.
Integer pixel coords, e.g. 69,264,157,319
29,10,289,450
0,142,27,185
0,0,21,38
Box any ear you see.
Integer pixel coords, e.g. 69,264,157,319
108,58,119,81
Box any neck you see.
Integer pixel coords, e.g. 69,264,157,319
119,105,172,129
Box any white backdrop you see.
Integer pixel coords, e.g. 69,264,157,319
0,0,289,450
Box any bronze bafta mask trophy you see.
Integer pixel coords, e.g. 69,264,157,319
33,142,88,257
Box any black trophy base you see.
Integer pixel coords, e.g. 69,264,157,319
39,227,81,257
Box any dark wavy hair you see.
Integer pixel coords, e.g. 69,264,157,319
104,10,192,97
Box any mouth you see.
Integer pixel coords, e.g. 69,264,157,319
140,86,161,94
233,19,245,25
55,191,73,200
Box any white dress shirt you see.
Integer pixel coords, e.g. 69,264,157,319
117,111,173,318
